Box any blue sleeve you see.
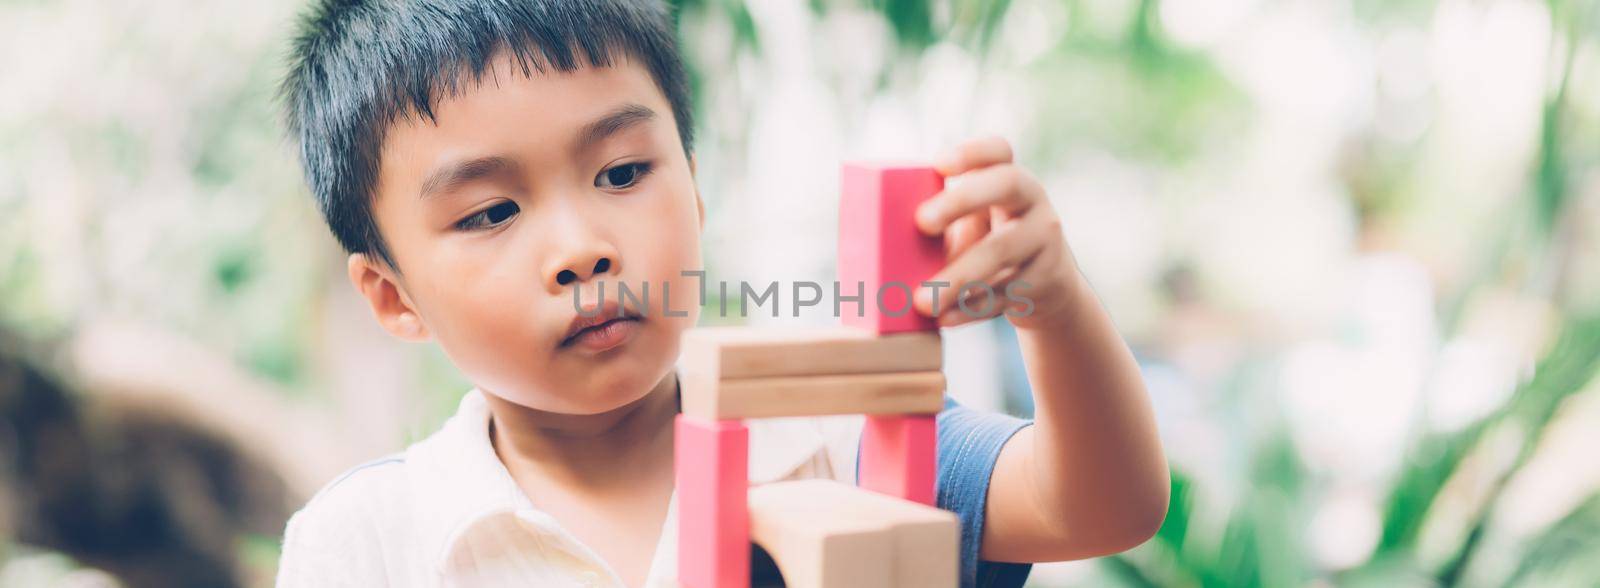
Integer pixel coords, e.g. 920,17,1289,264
858,398,1034,587
935,397,1034,588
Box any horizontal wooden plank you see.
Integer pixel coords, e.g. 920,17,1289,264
680,371,945,420
679,326,941,380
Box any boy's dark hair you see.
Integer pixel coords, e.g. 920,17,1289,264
282,0,694,268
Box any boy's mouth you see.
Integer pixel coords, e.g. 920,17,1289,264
560,301,643,350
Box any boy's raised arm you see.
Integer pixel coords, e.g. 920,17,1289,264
911,137,1169,562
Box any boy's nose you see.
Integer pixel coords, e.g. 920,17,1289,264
547,250,618,292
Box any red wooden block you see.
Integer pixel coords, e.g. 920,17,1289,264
676,415,749,588
858,414,938,506
838,163,945,335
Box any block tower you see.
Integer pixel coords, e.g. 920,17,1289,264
675,164,955,588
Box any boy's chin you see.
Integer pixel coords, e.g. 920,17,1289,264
556,388,657,417
484,376,667,417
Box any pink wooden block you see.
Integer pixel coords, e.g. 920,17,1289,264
858,414,937,506
676,415,749,588
838,163,946,335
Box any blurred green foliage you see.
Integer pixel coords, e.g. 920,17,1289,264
775,0,1600,586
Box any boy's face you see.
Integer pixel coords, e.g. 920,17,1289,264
351,53,703,415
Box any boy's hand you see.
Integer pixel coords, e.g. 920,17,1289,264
912,136,1079,330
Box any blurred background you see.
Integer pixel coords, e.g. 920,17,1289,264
2,0,1599,585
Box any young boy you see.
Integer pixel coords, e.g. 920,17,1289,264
275,1,1167,586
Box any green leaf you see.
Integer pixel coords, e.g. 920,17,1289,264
1432,316,1600,583
1376,419,1491,555
1501,494,1600,587
874,0,937,50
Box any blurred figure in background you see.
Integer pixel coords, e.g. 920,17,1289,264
0,332,292,587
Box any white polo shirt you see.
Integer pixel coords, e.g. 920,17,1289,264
275,389,866,587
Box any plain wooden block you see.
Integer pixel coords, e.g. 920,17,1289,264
748,486,894,588
680,326,942,380
680,371,946,420
823,481,959,588
676,416,750,588
748,480,958,588
837,163,945,335
859,414,938,506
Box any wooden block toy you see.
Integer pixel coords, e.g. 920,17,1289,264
676,415,750,588
747,483,894,588
821,480,959,587
680,326,941,380
748,479,958,588
674,159,960,588
858,415,938,506
837,163,946,335
680,371,946,421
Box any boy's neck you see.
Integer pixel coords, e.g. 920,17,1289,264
484,371,680,489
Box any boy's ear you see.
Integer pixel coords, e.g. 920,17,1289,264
346,253,430,342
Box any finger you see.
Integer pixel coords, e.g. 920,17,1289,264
937,265,1021,327
988,248,1060,322
916,164,1041,236
915,212,1050,316
935,136,1014,176
945,212,990,261
938,287,1010,328
940,246,1059,328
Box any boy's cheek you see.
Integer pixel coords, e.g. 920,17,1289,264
636,192,705,319
430,296,545,363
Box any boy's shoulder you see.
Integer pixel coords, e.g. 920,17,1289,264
287,396,472,527
293,452,411,523
277,429,450,563
278,391,502,585
286,389,506,523
277,452,415,586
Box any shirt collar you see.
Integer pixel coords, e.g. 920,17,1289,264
406,385,832,577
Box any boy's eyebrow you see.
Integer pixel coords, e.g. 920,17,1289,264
418,155,521,201
573,103,656,152
416,104,654,200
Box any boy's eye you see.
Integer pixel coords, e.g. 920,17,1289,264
455,200,519,231
595,161,653,190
